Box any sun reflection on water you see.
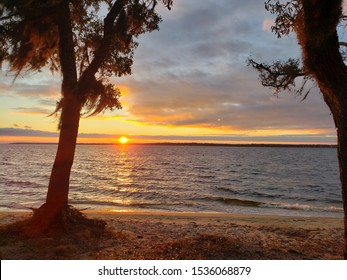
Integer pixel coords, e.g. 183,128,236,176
112,146,137,206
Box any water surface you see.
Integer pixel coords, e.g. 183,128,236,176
0,144,342,217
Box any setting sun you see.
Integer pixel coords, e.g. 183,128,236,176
119,136,129,144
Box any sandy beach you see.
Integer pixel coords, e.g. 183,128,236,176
0,211,344,260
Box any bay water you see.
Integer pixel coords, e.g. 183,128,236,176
0,144,343,217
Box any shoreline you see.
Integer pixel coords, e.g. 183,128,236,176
0,211,344,259
85,210,344,226
0,210,343,230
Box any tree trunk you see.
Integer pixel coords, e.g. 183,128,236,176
26,0,80,233
311,101,347,260
318,87,347,260
45,94,81,217
322,94,347,260
333,111,347,259
297,0,347,258
338,132,347,260
316,69,347,261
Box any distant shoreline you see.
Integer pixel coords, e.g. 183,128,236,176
7,142,337,148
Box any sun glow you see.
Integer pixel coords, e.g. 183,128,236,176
119,136,129,144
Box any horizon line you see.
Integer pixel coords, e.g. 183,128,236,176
5,142,338,148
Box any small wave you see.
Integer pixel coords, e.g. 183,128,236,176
203,196,263,207
219,198,263,207
0,202,34,210
217,187,283,199
194,166,210,171
216,186,243,194
324,198,343,204
2,179,43,188
200,195,343,213
265,202,343,213
199,175,216,179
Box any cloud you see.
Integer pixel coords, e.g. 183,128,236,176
11,124,32,129
10,81,60,98
0,0,338,143
0,71,60,120
13,107,53,115
0,128,114,138
0,128,58,137
0,127,336,144
0,71,60,97
111,0,335,137
0,82,11,92
121,65,333,133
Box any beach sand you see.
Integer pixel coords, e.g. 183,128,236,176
0,211,344,260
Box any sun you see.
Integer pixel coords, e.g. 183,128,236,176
119,136,129,144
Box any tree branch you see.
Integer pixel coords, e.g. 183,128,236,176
103,0,126,36
87,0,126,76
247,57,309,95
56,0,78,92
76,0,126,96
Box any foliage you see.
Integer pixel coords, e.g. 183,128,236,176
0,0,172,117
250,0,347,97
248,1,308,96
247,57,312,97
264,0,299,38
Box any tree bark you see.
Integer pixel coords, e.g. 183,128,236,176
336,116,347,259
44,94,81,218
298,0,347,258
323,87,347,260
28,0,80,231
46,0,78,208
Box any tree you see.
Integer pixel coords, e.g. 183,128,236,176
0,0,172,234
248,0,347,259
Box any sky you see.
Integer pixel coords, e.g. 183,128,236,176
0,0,344,144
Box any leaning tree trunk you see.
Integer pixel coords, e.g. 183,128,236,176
325,97,347,259
27,0,80,233
312,96,347,260
26,0,127,234
297,0,347,258
45,95,81,219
